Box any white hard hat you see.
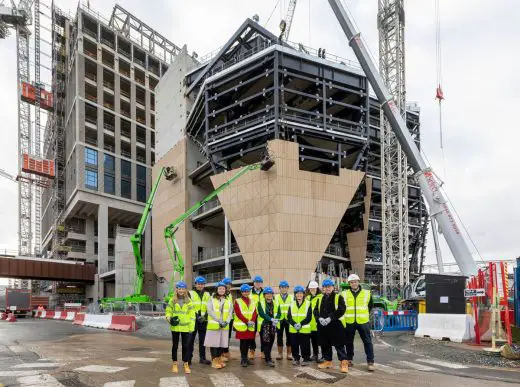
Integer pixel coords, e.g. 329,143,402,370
308,280,319,289
347,274,360,282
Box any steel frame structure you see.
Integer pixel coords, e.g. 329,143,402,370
378,0,409,297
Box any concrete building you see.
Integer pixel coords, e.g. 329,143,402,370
151,19,426,295
40,4,181,301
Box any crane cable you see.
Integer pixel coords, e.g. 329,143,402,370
265,0,282,27
434,0,447,179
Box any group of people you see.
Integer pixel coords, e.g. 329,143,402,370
165,274,374,374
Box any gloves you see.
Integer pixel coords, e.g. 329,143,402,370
196,314,204,323
219,321,228,328
318,317,326,326
324,317,331,325
271,318,279,326
169,316,179,326
294,323,301,331
247,321,255,329
272,320,278,327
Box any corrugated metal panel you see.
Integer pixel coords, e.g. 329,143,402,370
0,257,95,283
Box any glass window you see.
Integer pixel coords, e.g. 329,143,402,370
85,147,98,166
104,174,115,194
121,159,131,178
85,169,98,190
137,184,146,203
136,165,147,182
121,179,131,199
104,154,115,171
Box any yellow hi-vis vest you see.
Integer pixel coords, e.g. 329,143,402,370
251,289,264,305
344,289,371,325
275,293,293,320
317,293,342,327
289,299,311,334
306,293,322,332
189,290,210,316
257,299,280,330
207,297,232,331
165,298,195,333
233,298,256,332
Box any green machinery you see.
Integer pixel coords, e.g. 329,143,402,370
101,166,177,304
163,156,274,301
339,282,398,312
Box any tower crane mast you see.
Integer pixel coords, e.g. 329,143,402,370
279,0,298,41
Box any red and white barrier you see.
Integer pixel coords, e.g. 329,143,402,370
73,313,137,332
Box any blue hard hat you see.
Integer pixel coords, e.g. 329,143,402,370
322,279,334,287
194,276,206,284
216,281,226,288
294,285,305,293
222,277,232,285
176,281,187,289
279,280,289,287
253,275,263,283
240,284,252,292
263,286,274,294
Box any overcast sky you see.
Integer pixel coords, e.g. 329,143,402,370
0,0,518,268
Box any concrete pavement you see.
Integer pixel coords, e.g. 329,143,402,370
0,319,519,386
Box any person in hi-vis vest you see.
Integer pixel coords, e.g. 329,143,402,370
342,274,375,372
287,285,312,366
305,280,323,362
222,277,233,361
274,280,293,360
188,276,211,365
249,275,264,359
165,281,195,374
204,281,233,369
234,284,258,367
257,286,281,367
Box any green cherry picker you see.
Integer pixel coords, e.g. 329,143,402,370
101,166,177,305
163,155,274,301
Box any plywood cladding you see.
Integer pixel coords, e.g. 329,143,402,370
211,140,365,287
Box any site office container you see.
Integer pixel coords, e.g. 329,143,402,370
0,288,32,317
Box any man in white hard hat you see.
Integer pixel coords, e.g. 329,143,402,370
342,273,375,372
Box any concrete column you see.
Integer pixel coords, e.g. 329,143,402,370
85,218,96,261
98,204,109,274
224,216,231,278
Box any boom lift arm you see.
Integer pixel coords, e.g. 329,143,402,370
163,156,274,295
327,0,477,276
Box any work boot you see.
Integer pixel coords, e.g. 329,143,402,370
211,358,223,369
286,346,293,360
199,358,211,365
318,360,333,369
241,359,248,367
367,362,375,372
340,360,349,373
348,360,353,367
248,349,255,360
276,346,283,360
171,362,178,373
311,354,318,362
183,362,191,374
222,352,230,362
292,359,300,366
218,357,227,368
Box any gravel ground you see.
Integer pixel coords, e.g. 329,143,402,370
384,332,520,368
135,315,171,337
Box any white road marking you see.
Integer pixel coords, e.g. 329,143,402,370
209,372,244,387
149,350,170,355
0,370,43,377
74,365,128,373
399,349,415,355
416,358,468,369
393,360,439,372
17,373,64,386
159,376,190,387
373,363,405,374
348,368,371,376
295,367,335,380
104,381,136,387
8,345,26,353
117,357,158,362
12,362,63,369
254,370,291,384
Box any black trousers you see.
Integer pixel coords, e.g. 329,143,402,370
224,321,233,353
171,331,191,362
239,339,255,360
260,329,276,361
277,319,291,346
188,322,208,361
321,343,347,361
249,321,263,352
210,347,225,359
345,322,375,362
310,330,319,357
290,332,311,361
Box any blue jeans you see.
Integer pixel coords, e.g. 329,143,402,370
345,322,374,363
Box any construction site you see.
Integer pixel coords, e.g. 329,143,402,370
0,0,518,386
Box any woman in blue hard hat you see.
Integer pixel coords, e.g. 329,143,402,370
287,285,313,366
305,280,323,362
165,281,195,374
204,281,233,369
257,286,281,367
233,284,258,367
314,278,348,373
221,277,233,362
274,280,293,360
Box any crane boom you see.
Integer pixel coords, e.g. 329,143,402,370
280,0,298,41
327,0,477,277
